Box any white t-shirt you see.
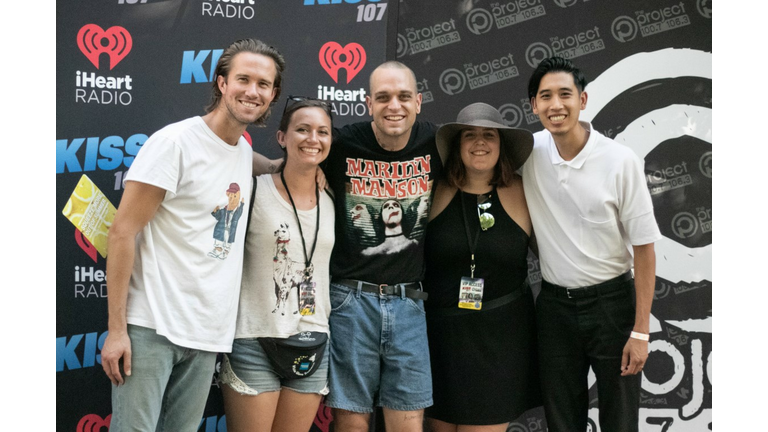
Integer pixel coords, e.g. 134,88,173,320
522,122,662,287
124,116,252,352
234,174,335,339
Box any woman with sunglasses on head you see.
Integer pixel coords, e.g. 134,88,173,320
219,97,335,432
423,103,541,432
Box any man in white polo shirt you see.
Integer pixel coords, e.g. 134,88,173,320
522,56,661,431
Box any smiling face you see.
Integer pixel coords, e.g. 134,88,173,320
217,52,278,126
531,71,588,139
459,126,501,178
276,106,332,169
366,66,422,149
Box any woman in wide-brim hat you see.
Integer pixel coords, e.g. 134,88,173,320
423,102,542,431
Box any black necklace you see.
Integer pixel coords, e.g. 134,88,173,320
280,171,320,279
459,189,494,278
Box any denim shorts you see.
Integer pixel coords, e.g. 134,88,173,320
324,282,433,413
220,337,329,396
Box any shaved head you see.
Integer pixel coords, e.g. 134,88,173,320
369,61,417,94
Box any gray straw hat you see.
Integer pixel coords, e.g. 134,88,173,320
436,102,533,169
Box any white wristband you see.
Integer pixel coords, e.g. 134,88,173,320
630,331,649,341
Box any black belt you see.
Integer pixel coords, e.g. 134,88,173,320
541,272,632,299
427,281,529,317
334,279,429,301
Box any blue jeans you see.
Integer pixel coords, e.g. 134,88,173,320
536,278,640,432
325,282,433,413
110,325,217,432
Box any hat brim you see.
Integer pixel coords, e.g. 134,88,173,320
436,120,533,170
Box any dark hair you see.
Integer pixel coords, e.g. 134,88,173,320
278,99,333,133
276,99,334,171
443,129,517,189
527,56,588,100
205,39,286,127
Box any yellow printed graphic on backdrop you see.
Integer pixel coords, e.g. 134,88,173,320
62,174,116,258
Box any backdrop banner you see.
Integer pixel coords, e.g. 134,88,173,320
56,1,711,431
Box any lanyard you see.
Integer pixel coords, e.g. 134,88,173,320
280,172,320,279
459,190,490,278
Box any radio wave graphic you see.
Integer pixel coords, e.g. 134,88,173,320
313,402,333,432
77,24,132,70
319,42,367,84
76,414,111,432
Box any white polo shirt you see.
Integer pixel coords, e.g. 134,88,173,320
522,121,661,288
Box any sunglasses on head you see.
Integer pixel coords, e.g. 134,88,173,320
283,95,334,120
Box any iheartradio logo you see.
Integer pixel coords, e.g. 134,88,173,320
77,24,133,70
319,42,366,84
77,414,111,432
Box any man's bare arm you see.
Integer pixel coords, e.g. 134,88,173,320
252,151,283,175
102,181,166,385
621,242,656,376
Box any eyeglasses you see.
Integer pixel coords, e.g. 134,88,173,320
283,95,334,119
477,193,495,231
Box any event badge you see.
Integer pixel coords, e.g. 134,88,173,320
299,281,317,316
458,277,484,310
61,174,117,259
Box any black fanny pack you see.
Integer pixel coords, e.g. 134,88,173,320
258,331,328,379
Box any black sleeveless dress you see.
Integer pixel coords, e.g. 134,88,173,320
424,189,541,425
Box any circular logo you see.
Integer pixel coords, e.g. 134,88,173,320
654,282,671,300
611,16,638,42
642,340,686,393
697,0,712,18
292,354,317,377
465,8,494,35
671,212,699,239
498,103,524,128
586,418,597,432
699,151,712,178
525,42,552,68
553,0,579,7
439,68,466,95
508,422,528,432
585,50,712,251
396,33,409,58
640,135,712,248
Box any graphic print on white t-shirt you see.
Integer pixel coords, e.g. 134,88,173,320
271,221,315,316
208,182,246,260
